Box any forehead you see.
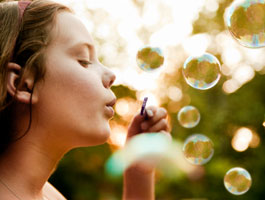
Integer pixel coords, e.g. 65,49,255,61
50,12,94,48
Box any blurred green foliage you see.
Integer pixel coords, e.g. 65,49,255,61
49,0,265,199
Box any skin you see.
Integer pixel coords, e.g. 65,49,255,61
0,11,169,200
123,107,170,200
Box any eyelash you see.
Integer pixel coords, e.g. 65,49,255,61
79,60,92,67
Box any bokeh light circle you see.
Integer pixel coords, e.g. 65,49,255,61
224,0,265,48
136,46,164,71
177,105,200,128
183,134,214,165
224,167,252,195
183,53,221,90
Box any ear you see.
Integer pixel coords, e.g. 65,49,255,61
6,62,38,104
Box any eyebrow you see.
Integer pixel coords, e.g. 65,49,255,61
68,42,95,58
70,42,94,50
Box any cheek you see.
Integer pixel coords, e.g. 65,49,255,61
54,70,101,112
36,63,110,146
48,58,100,99
39,60,104,125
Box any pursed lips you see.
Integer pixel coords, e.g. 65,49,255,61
105,98,116,117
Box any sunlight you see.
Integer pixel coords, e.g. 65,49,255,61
222,79,240,94
232,64,255,85
167,86,183,102
52,0,265,94
109,123,127,148
232,127,253,152
182,34,211,57
115,98,139,121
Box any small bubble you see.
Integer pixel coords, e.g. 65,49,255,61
224,167,252,195
136,46,164,72
183,134,214,165
177,106,200,128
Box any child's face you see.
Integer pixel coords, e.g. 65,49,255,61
36,12,116,147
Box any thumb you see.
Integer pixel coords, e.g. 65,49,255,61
127,114,145,138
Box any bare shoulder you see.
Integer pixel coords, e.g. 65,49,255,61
0,183,19,200
43,182,67,200
0,190,14,200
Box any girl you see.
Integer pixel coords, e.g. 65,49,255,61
0,0,170,199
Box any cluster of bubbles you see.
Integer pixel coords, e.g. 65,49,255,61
177,106,214,166
176,0,260,194
137,47,222,91
224,0,265,48
224,167,252,195
120,0,261,196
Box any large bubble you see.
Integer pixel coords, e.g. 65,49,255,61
224,167,252,195
224,0,265,48
183,53,221,90
136,46,164,71
105,133,185,177
183,134,214,165
105,133,171,176
177,106,200,128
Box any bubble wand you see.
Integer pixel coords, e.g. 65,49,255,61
140,97,148,120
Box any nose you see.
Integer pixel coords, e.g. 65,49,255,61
102,65,116,88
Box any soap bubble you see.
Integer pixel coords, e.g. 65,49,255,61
183,134,214,165
177,106,200,128
224,167,252,195
105,133,186,177
183,53,221,90
136,46,164,71
224,0,265,48
106,133,171,176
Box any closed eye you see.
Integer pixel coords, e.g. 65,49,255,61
79,60,92,67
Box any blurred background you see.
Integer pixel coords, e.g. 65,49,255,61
49,0,265,199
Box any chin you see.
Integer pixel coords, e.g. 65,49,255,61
80,126,111,147
93,131,111,145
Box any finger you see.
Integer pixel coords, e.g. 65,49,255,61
148,107,167,123
147,118,169,133
130,113,145,125
127,113,145,138
141,107,167,130
145,109,154,119
143,106,157,119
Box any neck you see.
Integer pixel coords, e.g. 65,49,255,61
0,128,70,199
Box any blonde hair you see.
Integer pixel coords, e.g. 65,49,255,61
0,0,72,153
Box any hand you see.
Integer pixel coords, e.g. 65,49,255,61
127,106,171,141
126,106,171,172
123,106,171,200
